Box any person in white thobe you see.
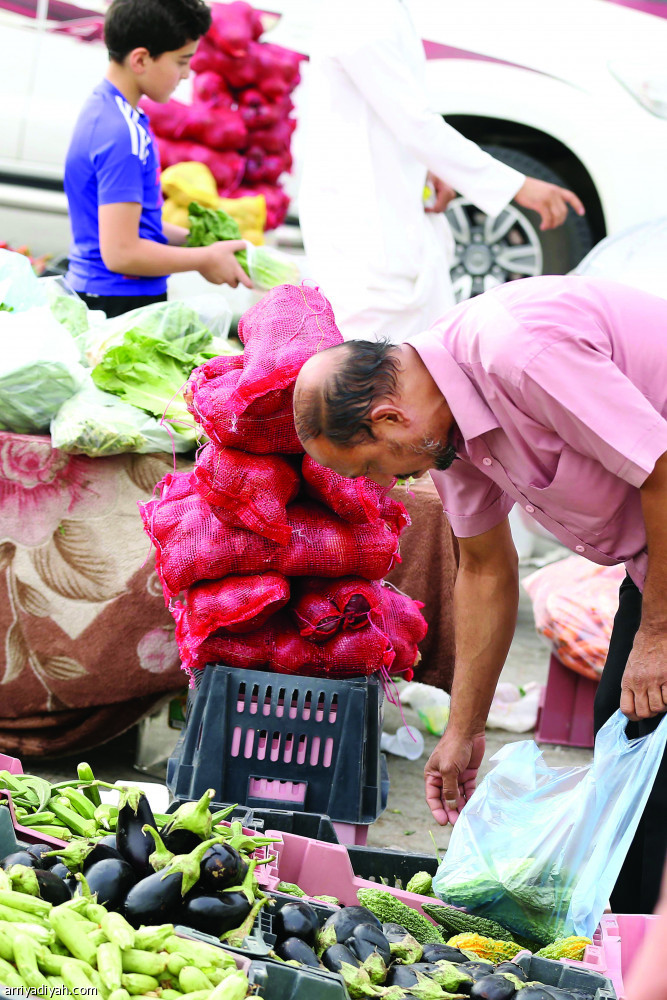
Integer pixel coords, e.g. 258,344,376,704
298,0,585,343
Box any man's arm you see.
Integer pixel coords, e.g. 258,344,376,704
98,203,252,287
162,221,189,247
424,517,519,825
621,449,667,721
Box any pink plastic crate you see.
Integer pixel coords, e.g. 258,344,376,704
0,754,23,776
536,652,598,748
593,913,659,998
0,790,69,849
263,827,442,916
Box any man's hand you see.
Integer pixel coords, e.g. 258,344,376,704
620,625,667,721
424,731,485,825
514,177,585,231
199,240,254,288
425,172,458,213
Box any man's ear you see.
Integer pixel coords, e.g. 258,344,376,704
369,401,410,427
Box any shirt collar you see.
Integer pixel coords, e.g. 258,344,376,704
407,328,500,444
100,78,147,117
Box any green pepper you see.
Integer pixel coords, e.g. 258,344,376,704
133,924,173,952
121,971,160,994
87,904,135,951
0,954,24,988
108,990,131,1000
0,887,51,917
49,904,98,965
12,932,50,992
98,941,123,993
179,966,214,993
209,970,250,1000
60,957,98,995
121,948,168,977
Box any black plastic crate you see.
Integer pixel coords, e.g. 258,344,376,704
514,953,616,1000
167,664,387,825
347,844,439,888
248,957,348,1000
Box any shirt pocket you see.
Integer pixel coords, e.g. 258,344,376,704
522,446,632,538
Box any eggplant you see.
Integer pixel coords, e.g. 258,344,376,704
0,850,42,870
385,964,424,988
461,961,497,982
197,842,248,893
160,789,215,855
116,788,157,878
83,842,124,872
382,923,423,964
85,858,137,911
123,834,223,928
471,974,519,1000
318,905,381,952
346,922,391,965
274,936,321,968
321,943,360,973
26,844,59,868
422,943,469,964
180,891,252,937
495,964,528,982
50,862,69,880
33,868,72,905
98,833,120,851
273,900,320,946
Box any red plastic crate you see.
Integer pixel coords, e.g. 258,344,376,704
536,652,598,748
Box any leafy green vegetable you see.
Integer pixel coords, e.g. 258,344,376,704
91,331,207,432
49,293,88,340
0,302,13,312
187,202,248,273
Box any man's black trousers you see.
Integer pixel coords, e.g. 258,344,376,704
594,574,667,914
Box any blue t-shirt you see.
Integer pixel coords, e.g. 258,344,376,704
64,79,167,296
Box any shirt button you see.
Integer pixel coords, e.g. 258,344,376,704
482,457,492,466
575,545,585,553
525,505,535,513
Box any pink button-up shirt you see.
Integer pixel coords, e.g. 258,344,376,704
408,275,667,591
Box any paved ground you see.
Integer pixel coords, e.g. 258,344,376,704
29,540,594,862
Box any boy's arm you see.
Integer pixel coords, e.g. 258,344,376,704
162,221,189,247
99,202,252,287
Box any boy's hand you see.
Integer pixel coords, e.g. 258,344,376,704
199,240,254,288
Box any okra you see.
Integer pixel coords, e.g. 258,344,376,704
60,957,99,995
0,954,25,988
0,770,25,793
16,809,57,825
12,932,50,991
97,942,123,993
94,804,119,831
78,763,102,807
133,924,173,952
50,797,98,838
61,786,98,821
0,887,51,917
49,904,98,966
120,948,168,977
121,972,160,994
27,824,73,840
179,966,214,993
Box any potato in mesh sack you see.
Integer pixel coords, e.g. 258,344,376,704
191,442,300,544
140,476,401,596
302,454,410,534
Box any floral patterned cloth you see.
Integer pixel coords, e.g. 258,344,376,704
0,432,189,757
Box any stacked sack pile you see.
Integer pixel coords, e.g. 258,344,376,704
140,284,427,685
143,0,302,230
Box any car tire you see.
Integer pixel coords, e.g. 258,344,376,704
445,144,595,301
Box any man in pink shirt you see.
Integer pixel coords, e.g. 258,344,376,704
294,274,667,915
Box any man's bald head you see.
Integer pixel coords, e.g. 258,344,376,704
294,339,401,447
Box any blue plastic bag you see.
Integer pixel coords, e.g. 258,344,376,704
432,709,667,943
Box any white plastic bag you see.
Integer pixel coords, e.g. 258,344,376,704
51,379,198,456
0,306,87,433
433,709,667,943
486,682,542,733
0,248,46,312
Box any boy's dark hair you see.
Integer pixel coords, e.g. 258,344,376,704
105,0,212,62
295,340,401,447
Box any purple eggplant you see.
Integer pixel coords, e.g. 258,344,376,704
85,858,137,911
273,900,320,947
275,937,321,968
1,850,42,870
180,891,252,936
26,844,59,868
197,843,248,893
471,974,519,1000
33,869,72,906
116,788,156,878
317,905,381,952
422,943,469,964
495,964,528,982
159,789,215,855
322,943,360,972
50,862,69,880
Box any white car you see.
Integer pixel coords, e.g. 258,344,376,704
2,0,667,298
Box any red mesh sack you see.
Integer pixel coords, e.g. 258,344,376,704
192,72,234,108
291,577,382,641
188,612,394,679
207,0,263,57
254,42,303,98
141,98,189,139
237,90,294,131
244,147,292,185
375,584,428,678
185,358,301,454
249,119,297,154
191,443,300,544
200,108,248,152
302,455,409,534
231,284,342,413
140,485,400,597
174,572,290,674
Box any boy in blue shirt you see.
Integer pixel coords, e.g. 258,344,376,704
65,0,252,318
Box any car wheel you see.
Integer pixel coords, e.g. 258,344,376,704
445,145,595,301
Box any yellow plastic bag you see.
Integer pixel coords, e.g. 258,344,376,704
161,162,219,210
162,198,190,229
218,195,266,243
